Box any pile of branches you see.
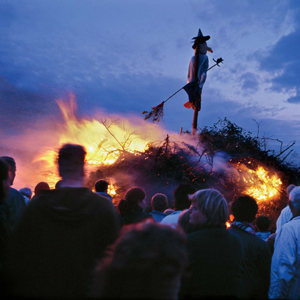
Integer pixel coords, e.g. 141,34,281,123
86,118,300,229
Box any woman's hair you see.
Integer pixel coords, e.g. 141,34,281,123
231,195,258,223
92,221,187,299
191,189,229,227
0,158,9,202
118,187,146,216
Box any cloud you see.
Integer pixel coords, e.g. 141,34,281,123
287,94,300,104
240,72,260,91
256,13,300,102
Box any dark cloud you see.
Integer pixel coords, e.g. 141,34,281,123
0,76,62,134
257,25,300,103
287,95,300,104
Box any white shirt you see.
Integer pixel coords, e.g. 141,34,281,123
160,210,182,228
269,216,300,299
276,205,293,233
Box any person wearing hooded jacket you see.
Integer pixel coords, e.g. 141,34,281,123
4,144,120,298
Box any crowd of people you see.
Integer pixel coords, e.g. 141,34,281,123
0,143,299,299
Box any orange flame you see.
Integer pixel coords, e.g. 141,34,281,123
108,182,116,197
237,163,282,203
33,95,155,187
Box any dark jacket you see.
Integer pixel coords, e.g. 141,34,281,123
228,227,271,299
179,227,243,299
0,188,26,270
5,187,119,298
0,187,26,237
120,208,152,225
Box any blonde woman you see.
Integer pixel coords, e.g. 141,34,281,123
179,189,243,299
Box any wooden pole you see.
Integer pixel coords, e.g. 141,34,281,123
192,43,200,136
192,99,199,135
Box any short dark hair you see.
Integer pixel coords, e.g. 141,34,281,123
174,183,196,210
232,195,258,223
0,156,16,170
151,193,167,212
58,144,86,179
95,180,109,193
256,216,270,232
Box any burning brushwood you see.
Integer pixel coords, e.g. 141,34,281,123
27,97,298,229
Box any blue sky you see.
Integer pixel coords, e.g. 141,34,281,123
1,0,300,169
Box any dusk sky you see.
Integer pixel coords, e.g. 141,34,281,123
1,0,300,182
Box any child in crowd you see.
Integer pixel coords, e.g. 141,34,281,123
255,216,271,242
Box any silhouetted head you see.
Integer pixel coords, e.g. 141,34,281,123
151,193,168,212
232,195,258,223
189,189,228,227
1,156,16,186
118,187,146,216
256,216,270,232
34,182,50,196
174,183,196,211
93,221,187,299
58,144,86,180
19,187,32,199
95,180,109,193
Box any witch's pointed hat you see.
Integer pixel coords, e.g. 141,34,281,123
192,29,210,42
192,29,210,49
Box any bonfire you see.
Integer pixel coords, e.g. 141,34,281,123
28,98,300,231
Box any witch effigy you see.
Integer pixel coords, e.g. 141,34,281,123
143,28,223,131
183,29,213,111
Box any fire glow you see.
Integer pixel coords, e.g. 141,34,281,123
33,95,154,187
29,96,283,205
236,163,282,203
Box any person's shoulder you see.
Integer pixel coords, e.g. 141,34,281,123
281,205,292,215
9,187,24,198
6,187,26,206
282,216,300,233
80,188,112,203
160,211,180,223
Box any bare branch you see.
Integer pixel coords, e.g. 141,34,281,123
100,119,126,150
252,119,261,138
280,149,294,163
275,141,296,159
